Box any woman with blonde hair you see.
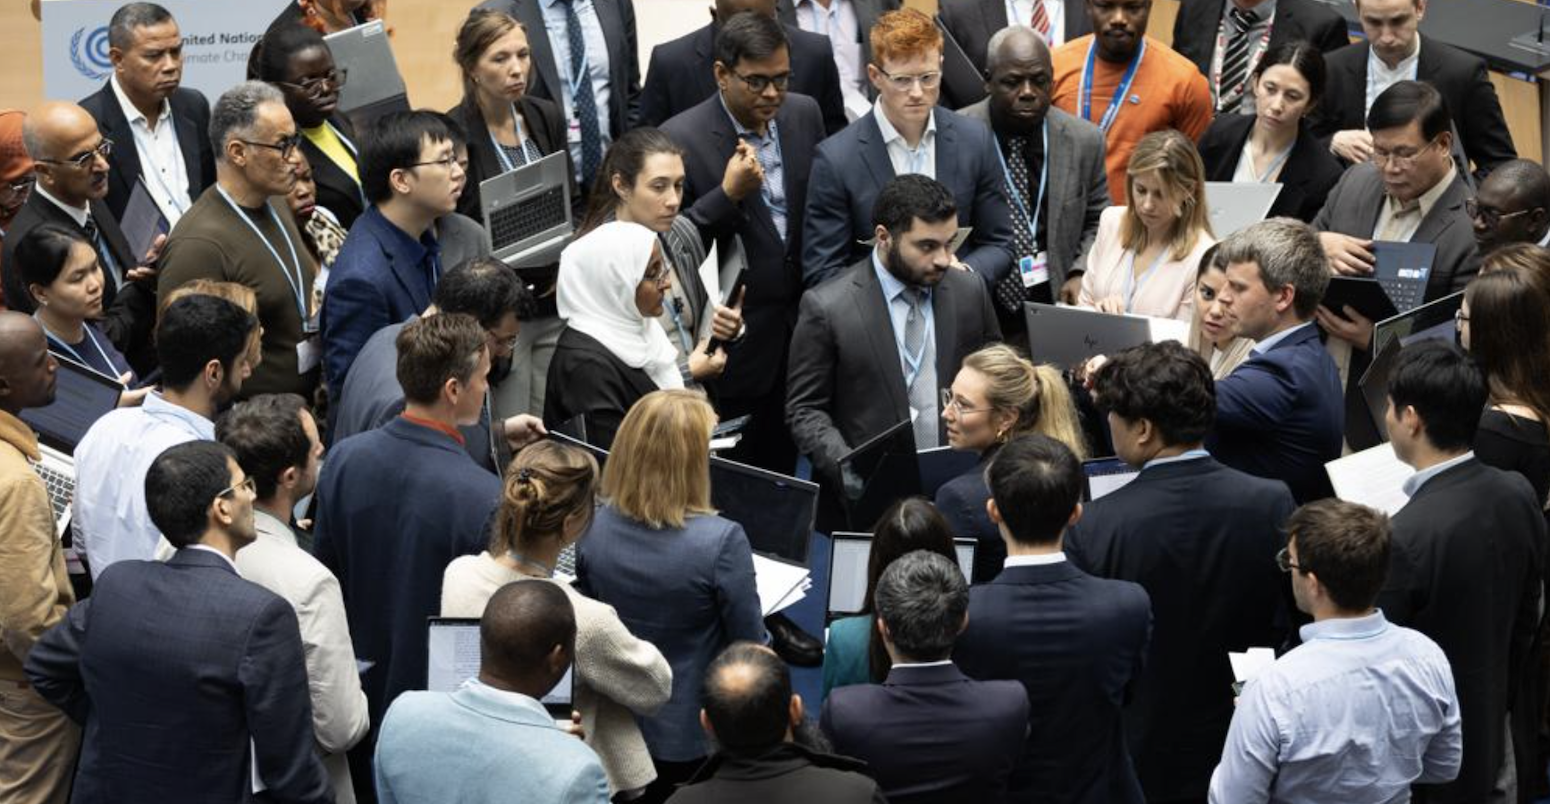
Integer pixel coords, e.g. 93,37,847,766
1080,129,1216,321
936,344,1087,581
441,440,672,798
575,389,765,800
1187,243,1255,379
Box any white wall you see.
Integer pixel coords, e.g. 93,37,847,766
637,0,719,76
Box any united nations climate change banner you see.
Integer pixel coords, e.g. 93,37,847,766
42,0,290,102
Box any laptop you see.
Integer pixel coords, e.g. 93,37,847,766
18,357,125,535
1023,303,1190,370
835,418,923,532
426,617,574,718
1081,457,1140,501
710,456,820,563
1369,290,1462,361
934,15,987,107
323,21,411,130
1203,182,1283,237
827,532,977,617
1369,241,1436,314
481,151,574,270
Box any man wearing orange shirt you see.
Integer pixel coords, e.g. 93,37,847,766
1051,0,1213,202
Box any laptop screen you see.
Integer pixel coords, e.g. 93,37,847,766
710,457,819,563
20,358,123,453
427,617,573,712
1082,457,1140,501
827,533,976,616
836,418,923,531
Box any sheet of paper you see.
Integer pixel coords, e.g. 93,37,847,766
753,553,811,617
1325,443,1414,515
696,240,721,336
1228,647,1277,683
1146,315,1190,345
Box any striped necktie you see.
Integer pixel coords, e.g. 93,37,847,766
1030,0,1051,37
1217,7,1258,114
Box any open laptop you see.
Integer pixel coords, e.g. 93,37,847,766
427,617,574,718
1203,182,1283,237
1024,303,1190,369
710,456,820,563
1369,241,1437,314
1355,293,1464,445
323,21,410,130
835,418,922,532
827,533,976,617
481,151,574,270
19,357,125,535
1081,457,1140,502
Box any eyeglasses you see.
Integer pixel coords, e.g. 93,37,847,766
1274,546,1306,574
239,133,304,160
37,138,113,170
940,388,993,416
1370,137,1438,169
216,475,256,501
409,154,464,172
0,175,34,200
876,67,942,92
642,266,671,288
731,70,792,94
486,329,519,351
1465,198,1537,228
1455,309,1470,327
277,69,348,99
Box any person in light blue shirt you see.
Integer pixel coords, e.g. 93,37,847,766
1209,498,1461,804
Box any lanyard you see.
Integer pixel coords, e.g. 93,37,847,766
664,293,694,355
37,319,119,381
993,120,1049,249
1079,37,1146,135
1122,247,1169,313
1249,140,1294,183
894,293,935,387
215,186,309,324
490,106,538,173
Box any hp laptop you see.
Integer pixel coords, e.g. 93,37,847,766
427,617,574,718
1203,182,1283,237
826,533,976,617
323,21,411,130
481,151,574,270
1081,457,1140,502
1024,303,1189,369
19,357,125,535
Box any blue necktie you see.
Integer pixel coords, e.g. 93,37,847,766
560,0,602,189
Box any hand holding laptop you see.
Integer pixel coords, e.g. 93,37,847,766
1319,232,1375,276
1315,304,1375,351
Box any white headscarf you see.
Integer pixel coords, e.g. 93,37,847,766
557,221,684,390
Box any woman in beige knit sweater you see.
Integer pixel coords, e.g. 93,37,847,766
442,440,672,797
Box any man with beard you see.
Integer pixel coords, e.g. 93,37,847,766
71,294,258,579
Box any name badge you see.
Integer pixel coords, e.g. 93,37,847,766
567,118,583,146
1019,253,1050,288
296,336,322,375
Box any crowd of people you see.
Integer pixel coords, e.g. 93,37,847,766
1,0,1548,802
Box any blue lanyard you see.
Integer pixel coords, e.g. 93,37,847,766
1123,247,1169,313
37,319,119,381
664,292,694,355
993,120,1049,249
490,106,538,173
895,295,935,387
215,186,309,324
1079,38,1146,135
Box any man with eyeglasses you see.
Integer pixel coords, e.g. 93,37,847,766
802,8,1014,288
79,3,215,226
641,0,847,135
1470,160,1550,255
0,111,34,249
26,439,331,804
1209,498,1462,803
157,81,320,399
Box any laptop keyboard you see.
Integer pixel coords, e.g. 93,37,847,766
33,462,74,525
489,187,567,251
556,544,577,578
1378,277,1425,313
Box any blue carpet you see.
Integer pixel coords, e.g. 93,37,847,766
783,531,831,709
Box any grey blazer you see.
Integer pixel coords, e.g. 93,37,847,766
1311,163,1480,302
957,101,1109,287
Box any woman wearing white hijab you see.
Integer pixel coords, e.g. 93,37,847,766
545,221,684,448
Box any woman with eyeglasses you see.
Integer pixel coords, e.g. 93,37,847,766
255,24,366,229
935,344,1087,583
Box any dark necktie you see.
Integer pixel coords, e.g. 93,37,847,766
996,135,1037,313
560,0,602,189
82,215,122,292
1217,7,1258,114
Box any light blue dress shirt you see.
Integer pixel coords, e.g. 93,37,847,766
540,0,613,178
721,96,788,241
871,250,936,385
1400,451,1474,498
1141,447,1210,470
1208,611,1462,804
71,392,215,579
1250,320,1314,357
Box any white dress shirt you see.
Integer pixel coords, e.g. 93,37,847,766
795,0,866,96
110,75,192,223
34,184,89,228
873,100,937,179
1004,552,1067,568
1365,37,1421,116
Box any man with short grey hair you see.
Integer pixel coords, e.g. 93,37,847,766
1209,218,1343,502
157,81,319,398
822,550,1028,803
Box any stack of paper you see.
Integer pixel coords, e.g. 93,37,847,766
753,553,812,617
1325,443,1414,515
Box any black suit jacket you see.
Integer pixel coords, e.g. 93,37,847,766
1310,40,1517,182
1196,114,1344,223
24,550,331,804
954,562,1151,804
785,257,1001,480
660,92,825,400
447,94,575,221
543,327,659,450
820,662,1029,804
299,115,366,230
78,83,216,222
938,0,1092,106
1380,458,1545,803
1171,0,1349,78
1065,456,1295,802
776,0,900,97
477,0,642,136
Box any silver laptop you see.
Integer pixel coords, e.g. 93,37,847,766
480,151,574,269
1204,182,1283,237
1024,303,1154,369
323,21,410,129
18,357,125,535
827,533,975,617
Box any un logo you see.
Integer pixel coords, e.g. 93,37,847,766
70,26,112,81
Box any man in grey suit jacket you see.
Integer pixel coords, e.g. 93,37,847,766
958,26,1106,335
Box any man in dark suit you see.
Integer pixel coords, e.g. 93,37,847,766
642,0,847,135
802,8,1015,287
1470,159,1550,256
958,25,1107,334
1071,340,1295,803
2,102,156,374
938,0,1093,96
1310,0,1514,181
787,174,1001,491
1208,219,1343,503
1380,341,1544,803
1171,0,1348,113
79,3,215,225
25,440,331,803
476,0,640,192
778,0,900,110
660,12,827,473
822,550,1028,804
955,434,1152,804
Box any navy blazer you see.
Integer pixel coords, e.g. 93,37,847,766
801,108,1016,287
660,92,825,400
1196,114,1344,223
1065,456,1295,801
25,550,330,804
312,417,502,757
641,21,847,136
78,82,217,222
1206,323,1342,503
954,562,1151,804
932,450,1004,583
821,662,1029,804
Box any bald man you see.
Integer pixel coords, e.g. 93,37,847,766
1,102,158,375
0,313,78,804
1471,159,1550,255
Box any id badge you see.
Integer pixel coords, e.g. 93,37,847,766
567,118,583,146
1019,252,1051,288
296,336,322,375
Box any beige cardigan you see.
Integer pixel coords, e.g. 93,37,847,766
1079,205,1216,321
442,553,673,794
